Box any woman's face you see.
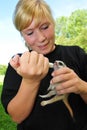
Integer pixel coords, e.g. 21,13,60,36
22,18,55,55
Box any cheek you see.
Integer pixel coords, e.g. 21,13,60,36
24,35,36,46
50,30,54,39
46,27,55,40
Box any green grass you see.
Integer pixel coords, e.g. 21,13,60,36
0,82,17,130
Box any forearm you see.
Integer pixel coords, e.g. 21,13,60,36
7,78,40,123
7,51,49,123
79,81,87,104
81,94,87,104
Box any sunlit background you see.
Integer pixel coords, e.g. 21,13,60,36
0,0,87,65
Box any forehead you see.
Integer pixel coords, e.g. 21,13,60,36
24,18,50,30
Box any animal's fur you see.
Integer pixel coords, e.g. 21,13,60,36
39,61,73,118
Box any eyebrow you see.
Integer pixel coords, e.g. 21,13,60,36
22,28,34,34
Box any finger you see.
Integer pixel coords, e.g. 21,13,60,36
15,51,30,75
29,51,39,65
56,85,76,95
56,78,78,91
20,51,30,64
51,73,74,84
42,57,49,75
52,67,72,76
37,54,44,68
10,55,20,70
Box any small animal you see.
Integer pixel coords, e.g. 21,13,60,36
39,60,73,118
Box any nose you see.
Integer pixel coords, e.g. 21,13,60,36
36,30,46,43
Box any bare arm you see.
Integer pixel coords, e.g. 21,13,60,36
78,80,87,103
7,51,49,123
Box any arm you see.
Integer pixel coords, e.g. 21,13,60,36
7,51,49,123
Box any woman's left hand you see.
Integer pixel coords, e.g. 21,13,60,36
50,67,87,96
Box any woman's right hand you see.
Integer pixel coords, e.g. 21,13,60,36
10,51,49,84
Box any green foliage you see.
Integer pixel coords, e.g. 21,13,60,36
55,9,87,52
0,65,7,75
0,84,17,130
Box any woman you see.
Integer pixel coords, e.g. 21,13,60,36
1,0,87,130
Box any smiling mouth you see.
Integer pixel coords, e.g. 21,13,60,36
38,43,49,50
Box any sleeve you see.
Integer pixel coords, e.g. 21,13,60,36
1,63,22,113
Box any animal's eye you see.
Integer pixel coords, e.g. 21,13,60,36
58,61,65,67
59,62,63,66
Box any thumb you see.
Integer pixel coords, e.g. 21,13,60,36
10,55,20,70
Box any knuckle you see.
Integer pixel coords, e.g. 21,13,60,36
31,51,38,55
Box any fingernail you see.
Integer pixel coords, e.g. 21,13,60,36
51,72,54,76
50,80,53,84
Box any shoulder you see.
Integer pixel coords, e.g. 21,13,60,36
56,44,87,67
57,44,81,50
56,44,86,55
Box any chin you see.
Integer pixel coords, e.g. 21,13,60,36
42,49,51,55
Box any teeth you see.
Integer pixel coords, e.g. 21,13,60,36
49,62,54,68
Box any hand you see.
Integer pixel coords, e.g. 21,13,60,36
10,51,49,84
50,67,87,95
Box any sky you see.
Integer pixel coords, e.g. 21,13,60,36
0,0,87,65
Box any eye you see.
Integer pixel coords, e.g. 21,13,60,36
41,24,49,30
27,31,33,36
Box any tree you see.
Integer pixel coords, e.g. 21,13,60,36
55,9,87,52
0,65,7,75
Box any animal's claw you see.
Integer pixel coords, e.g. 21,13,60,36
39,90,56,98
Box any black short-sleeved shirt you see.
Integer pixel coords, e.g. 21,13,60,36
1,45,87,130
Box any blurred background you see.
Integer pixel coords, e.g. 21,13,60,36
0,0,87,65
0,0,87,129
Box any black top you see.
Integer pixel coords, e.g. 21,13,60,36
1,45,87,130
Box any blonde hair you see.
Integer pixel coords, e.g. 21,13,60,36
13,0,55,31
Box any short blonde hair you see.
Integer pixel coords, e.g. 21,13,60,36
13,0,55,31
